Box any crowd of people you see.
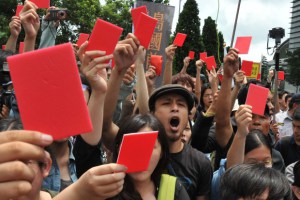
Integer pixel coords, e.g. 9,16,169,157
0,1,300,199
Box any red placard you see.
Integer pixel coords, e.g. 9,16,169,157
15,5,24,17
234,36,252,54
131,6,147,30
76,33,89,47
117,131,158,173
245,83,269,116
19,42,24,54
205,56,217,70
241,60,253,76
2,45,6,50
278,71,285,81
86,18,123,56
150,55,163,76
30,0,50,8
134,13,158,49
199,52,207,61
7,43,92,140
188,51,195,60
173,33,187,47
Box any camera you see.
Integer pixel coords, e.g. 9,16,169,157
49,9,68,21
269,27,285,45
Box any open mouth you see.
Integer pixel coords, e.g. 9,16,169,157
170,117,180,128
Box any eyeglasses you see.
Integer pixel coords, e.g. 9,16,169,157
203,94,213,98
244,159,273,168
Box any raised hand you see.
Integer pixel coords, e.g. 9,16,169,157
195,59,204,71
223,48,239,78
9,16,22,38
0,130,53,199
122,65,135,86
113,33,140,74
183,56,190,69
79,41,112,93
234,70,246,88
20,1,40,38
165,44,177,61
235,105,252,137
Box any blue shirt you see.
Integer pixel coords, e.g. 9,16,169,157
211,159,226,200
42,139,77,192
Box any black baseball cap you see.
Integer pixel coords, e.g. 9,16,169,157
148,84,194,112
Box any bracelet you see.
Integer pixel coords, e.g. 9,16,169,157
203,111,215,117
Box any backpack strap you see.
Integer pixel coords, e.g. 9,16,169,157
158,174,177,200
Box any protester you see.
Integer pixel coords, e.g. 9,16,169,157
275,107,300,166
220,163,292,200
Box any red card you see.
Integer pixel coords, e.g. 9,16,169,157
245,83,269,116
15,5,23,17
200,52,207,61
218,74,223,82
234,36,252,54
150,55,163,76
87,18,123,56
188,51,195,59
2,45,6,50
173,33,187,47
241,60,253,76
19,42,24,54
205,56,217,70
76,33,89,47
134,13,158,49
7,43,92,140
278,71,285,80
117,131,158,173
257,73,261,80
131,6,147,30
30,0,50,8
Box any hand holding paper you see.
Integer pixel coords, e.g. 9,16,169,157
7,43,92,140
30,0,50,9
188,51,195,60
117,131,158,173
150,55,163,76
173,33,187,47
245,83,269,116
234,36,252,54
131,6,147,29
241,60,253,77
20,1,40,39
205,56,217,71
77,33,90,48
134,13,157,49
87,18,123,57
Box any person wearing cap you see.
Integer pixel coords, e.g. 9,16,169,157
148,84,212,200
292,160,300,199
275,107,300,166
275,93,300,138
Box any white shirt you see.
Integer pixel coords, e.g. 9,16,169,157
275,110,293,138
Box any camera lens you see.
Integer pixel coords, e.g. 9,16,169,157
58,11,65,17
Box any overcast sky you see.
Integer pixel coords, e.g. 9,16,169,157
169,0,291,62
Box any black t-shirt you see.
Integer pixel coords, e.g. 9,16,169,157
73,135,103,178
168,144,212,200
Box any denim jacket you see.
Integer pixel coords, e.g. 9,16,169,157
42,140,78,192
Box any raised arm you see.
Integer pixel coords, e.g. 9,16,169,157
54,164,126,200
145,65,156,95
5,16,21,52
230,70,245,110
102,33,140,150
215,48,239,148
195,60,203,103
180,56,190,74
226,105,252,169
206,67,219,95
162,44,176,85
19,1,40,52
78,41,112,145
135,47,149,114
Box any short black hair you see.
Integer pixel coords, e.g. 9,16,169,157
220,163,292,200
293,107,300,121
